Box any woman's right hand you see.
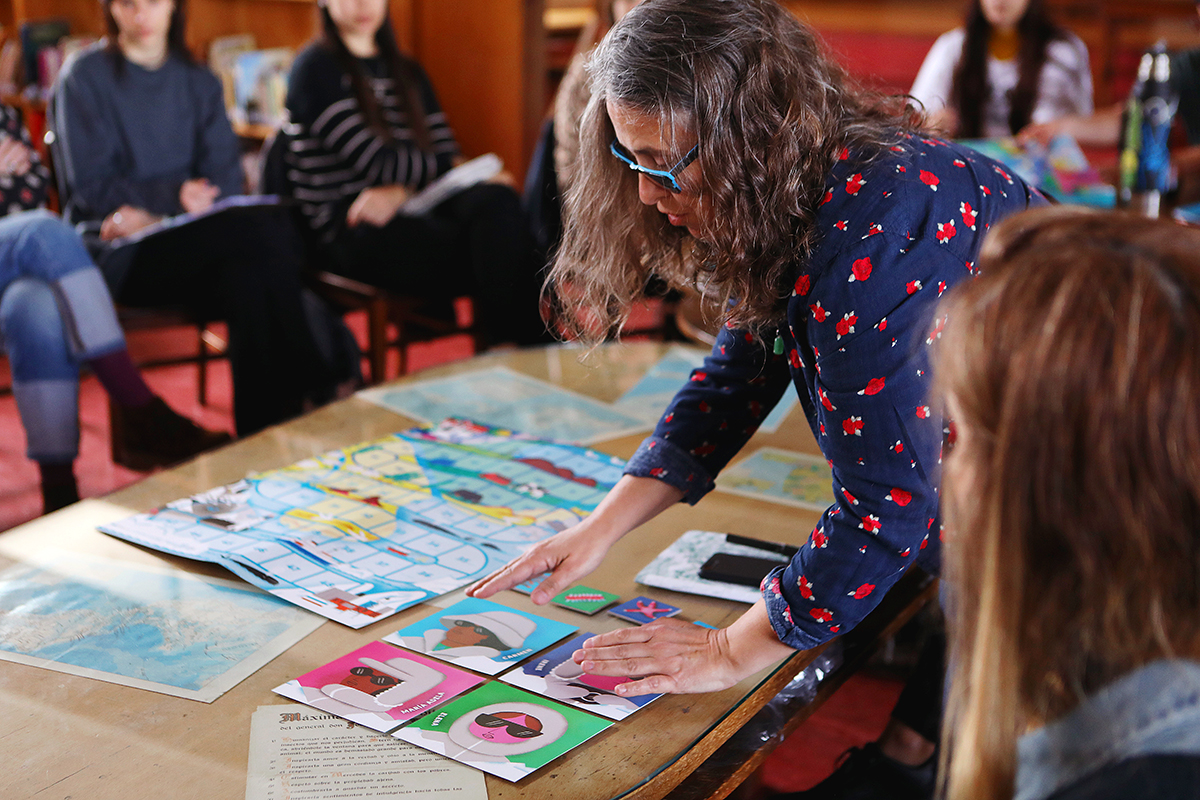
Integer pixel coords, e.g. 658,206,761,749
466,519,618,605
347,185,412,228
180,178,220,214
100,205,161,241
466,475,686,604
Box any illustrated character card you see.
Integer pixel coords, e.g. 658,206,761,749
608,596,682,624
500,632,664,720
273,640,484,733
394,681,613,782
384,597,577,675
549,585,620,615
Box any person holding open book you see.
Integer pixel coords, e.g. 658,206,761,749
53,0,341,436
283,0,547,347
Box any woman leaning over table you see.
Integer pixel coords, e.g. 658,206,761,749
53,0,339,436
469,0,1044,693
936,208,1200,800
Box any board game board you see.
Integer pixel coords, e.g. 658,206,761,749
99,420,625,628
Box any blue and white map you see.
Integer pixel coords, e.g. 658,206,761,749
356,367,647,444
0,552,322,701
100,420,625,628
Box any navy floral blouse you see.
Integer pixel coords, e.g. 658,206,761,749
626,134,1044,649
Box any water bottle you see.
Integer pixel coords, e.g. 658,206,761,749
1118,43,1179,217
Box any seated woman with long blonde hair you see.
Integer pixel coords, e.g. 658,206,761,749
935,208,1200,800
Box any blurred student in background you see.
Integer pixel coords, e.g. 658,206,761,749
54,0,340,437
1019,3,1200,149
936,207,1200,800
0,104,226,512
284,0,546,348
910,0,1092,138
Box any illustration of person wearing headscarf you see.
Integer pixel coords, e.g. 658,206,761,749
393,609,537,659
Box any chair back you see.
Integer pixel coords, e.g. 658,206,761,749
259,124,300,197
41,90,73,217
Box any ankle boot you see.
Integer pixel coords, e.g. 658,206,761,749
39,462,80,514
110,397,233,471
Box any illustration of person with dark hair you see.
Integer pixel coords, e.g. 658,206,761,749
319,656,445,712
543,659,639,713
434,701,567,762
394,609,537,659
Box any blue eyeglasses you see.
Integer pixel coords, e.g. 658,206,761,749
609,139,699,193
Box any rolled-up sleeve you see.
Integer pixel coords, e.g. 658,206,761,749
624,322,794,504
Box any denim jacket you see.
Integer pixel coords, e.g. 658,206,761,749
1015,659,1200,800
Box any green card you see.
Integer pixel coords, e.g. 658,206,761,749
394,681,613,782
550,585,620,615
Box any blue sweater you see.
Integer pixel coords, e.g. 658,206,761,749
625,135,1044,649
54,44,243,223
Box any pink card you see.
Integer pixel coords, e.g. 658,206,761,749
274,640,485,733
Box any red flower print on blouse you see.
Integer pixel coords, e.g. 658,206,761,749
836,312,857,339
811,528,829,549
849,257,873,283
919,170,940,191
936,220,957,243
960,201,977,230
859,377,885,396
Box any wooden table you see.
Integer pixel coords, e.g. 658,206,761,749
0,342,932,800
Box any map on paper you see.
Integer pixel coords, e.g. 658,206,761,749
0,551,322,702
715,447,834,510
356,367,647,445
99,419,624,628
613,346,800,433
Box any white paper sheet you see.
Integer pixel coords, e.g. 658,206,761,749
246,704,486,800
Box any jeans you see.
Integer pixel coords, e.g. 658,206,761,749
0,210,126,462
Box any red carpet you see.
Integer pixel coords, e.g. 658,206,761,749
760,671,905,793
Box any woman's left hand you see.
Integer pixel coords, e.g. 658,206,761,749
0,135,33,177
347,185,411,228
573,601,797,697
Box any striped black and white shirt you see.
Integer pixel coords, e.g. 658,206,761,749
284,44,459,242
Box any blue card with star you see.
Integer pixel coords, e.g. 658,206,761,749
607,596,682,624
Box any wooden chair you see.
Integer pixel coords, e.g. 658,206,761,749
259,128,482,385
